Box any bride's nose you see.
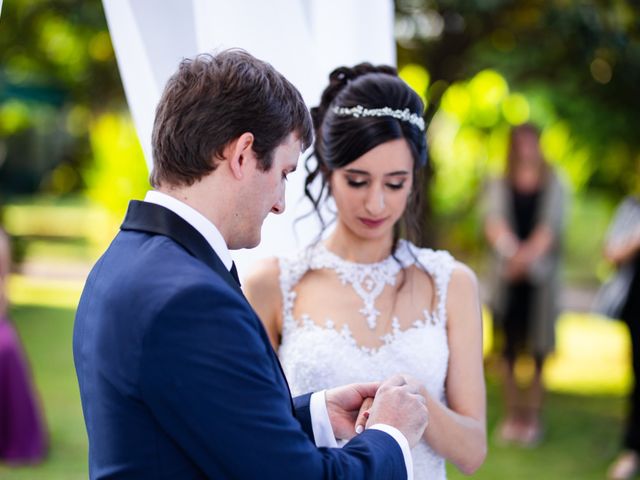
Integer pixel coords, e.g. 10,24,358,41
364,186,385,215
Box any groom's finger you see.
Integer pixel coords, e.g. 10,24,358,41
352,381,380,399
383,374,409,388
355,397,374,434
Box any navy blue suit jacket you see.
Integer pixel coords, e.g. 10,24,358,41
73,201,406,479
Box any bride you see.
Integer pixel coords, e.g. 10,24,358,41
244,63,486,479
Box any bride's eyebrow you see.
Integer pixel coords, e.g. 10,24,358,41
344,168,370,176
384,171,410,177
343,169,410,177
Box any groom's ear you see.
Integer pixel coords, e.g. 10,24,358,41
225,133,255,181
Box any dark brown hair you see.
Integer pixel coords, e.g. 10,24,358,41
304,64,428,252
506,123,549,184
151,49,313,187
303,63,433,302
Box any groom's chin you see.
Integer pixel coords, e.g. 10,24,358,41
231,232,261,250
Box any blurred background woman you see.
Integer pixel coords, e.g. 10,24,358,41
602,192,640,480
484,123,566,446
0,228,48,464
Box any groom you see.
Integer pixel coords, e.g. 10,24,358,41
73,49,428,479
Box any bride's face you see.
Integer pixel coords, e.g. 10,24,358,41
329,138,414,242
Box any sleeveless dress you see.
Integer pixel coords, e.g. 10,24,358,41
278,239,456,480
0,316,48,463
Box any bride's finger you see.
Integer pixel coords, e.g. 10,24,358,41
355,397,374,434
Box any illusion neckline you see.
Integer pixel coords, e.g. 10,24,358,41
314,239,411,268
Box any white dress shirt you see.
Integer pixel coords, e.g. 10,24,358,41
143,190,413,479
145,190,233,270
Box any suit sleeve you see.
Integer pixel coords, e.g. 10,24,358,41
138,282,406,480
293,393,315,441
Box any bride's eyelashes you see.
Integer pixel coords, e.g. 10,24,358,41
345,177,407,191
386,182,406,190
346,178,368,188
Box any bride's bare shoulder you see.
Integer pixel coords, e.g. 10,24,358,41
446,261,482,325
449,261,479,291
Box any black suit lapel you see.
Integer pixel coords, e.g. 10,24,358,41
121,200,242,296
120,200,296,412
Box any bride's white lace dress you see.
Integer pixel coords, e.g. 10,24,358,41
278,239,456,480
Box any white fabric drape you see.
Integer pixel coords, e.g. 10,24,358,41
102,0,395,274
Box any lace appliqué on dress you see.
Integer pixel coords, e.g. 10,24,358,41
310,246,402,329
279,240,455,341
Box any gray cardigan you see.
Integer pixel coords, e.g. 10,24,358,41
483,171,567,355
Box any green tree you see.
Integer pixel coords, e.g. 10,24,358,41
0,0,128,198
396,0,640,192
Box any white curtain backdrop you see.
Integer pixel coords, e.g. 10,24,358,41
102,0,396,276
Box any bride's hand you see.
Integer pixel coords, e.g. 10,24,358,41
325,382,380,440
354,397,373,434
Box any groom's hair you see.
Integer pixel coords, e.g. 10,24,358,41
150,49,313,187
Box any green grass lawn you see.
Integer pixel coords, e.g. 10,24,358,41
0,274,632,479
447,378,626,479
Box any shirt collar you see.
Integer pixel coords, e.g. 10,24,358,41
143,190,233,270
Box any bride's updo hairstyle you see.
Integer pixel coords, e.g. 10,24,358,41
304,63,428,251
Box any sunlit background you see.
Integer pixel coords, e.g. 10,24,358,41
1,1,639,478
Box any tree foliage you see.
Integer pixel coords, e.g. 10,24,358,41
396,0,640,197
0,0,125,198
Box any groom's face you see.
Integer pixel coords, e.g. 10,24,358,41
238,133,301,249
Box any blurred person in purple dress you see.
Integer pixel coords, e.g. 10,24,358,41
0,227,47,464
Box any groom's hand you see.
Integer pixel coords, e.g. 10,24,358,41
325,382,380,440
366,374,429,447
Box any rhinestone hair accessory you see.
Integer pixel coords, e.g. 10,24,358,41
332,105,425,132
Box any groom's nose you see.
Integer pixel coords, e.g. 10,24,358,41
272,195,285,214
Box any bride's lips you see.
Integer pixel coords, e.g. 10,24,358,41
359,217,388,228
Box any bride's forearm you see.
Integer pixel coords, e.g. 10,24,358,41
422,392,486,475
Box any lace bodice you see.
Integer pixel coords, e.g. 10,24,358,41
278,240,456,480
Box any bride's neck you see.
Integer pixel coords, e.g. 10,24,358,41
324,224,394,264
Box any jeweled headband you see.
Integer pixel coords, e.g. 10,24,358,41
332,105,425,132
